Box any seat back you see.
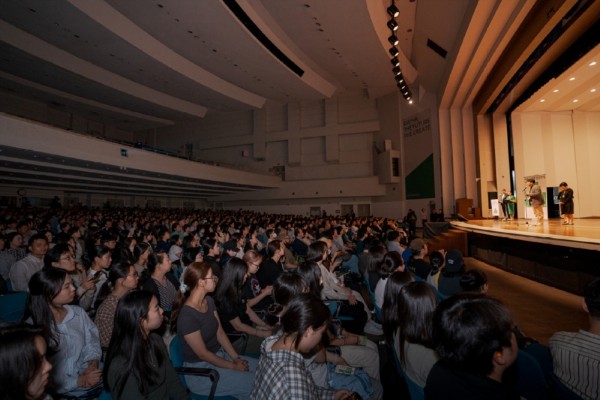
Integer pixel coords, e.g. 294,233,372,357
170,335,185,368
0,291,28,322
515,349,549,400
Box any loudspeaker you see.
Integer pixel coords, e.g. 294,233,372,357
456,213,469,222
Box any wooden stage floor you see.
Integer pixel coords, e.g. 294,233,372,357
450,218,600,251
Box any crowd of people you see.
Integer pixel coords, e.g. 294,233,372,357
0,205,597,399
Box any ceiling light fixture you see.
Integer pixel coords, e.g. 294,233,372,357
392,66,401,75
553,89,559,93
387,4,399,17
591,88,597,92
569,77,576,81
387,19,398,31
390,57,400,67
540,99,545,102
388,34,399,46
389,47,399,57
589,61,597,66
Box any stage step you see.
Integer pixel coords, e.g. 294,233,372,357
426,229,468,255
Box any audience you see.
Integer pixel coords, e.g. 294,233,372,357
214,257,272,354
172,261,258,398
25,268,102,397
251,293,352,400
374,251,404,310
426,294,519,400
0,323,53,400
395,281,439,388
460,269,489,294
549,278,600,400
1,205,591,400
141,250,178,315
94,261,139,349
9,233,48,291
406,238,431,280
104,290,189,399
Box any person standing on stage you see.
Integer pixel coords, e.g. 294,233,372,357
505,191,516,221
558,182,575,225
525,179,544,226
499,189,509,221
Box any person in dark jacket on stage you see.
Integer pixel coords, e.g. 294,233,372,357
558,182,575,225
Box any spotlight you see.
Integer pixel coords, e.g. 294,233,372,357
395,75,404,83
387,19,398,31
389,47,399,57
390,57,400,67
388,34,399,46
387,4,399,17
392,66,401,75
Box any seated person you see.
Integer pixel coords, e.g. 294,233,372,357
104,291,189,399
25,268,102,397
0,323,53,400
549,278,600,400
407,239,431,280
460,269,489,294
172,261,258,399
251,293,351,400
425,294,519,400
395,282,439,388
214,257,272,354
429,249,464,297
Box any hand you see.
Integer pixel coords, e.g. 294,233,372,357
334,390,353,400
262,285,273,296
232,357,249,371
80,277,96,291
77,367,102,388
347,293,357,306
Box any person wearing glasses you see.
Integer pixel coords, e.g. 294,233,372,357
215,257,273,354
171,261,258,399
45,243,96,309
242,249,273,313
94,261,140,349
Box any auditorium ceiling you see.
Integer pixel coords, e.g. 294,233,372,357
0,0,598,200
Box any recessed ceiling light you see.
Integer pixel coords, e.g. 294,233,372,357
553,89,559,93
589,61,597,66
591,88,597,93
573,99,579,103
569,77,576,81
540,99,545,102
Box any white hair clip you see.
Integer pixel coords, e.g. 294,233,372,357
179,282,188,294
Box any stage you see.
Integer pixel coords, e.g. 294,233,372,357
450,218,600,251
446,218,600,294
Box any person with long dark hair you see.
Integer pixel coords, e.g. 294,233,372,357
251,293,352,400
24,268,102,397
141,250,178,315
214,257,272,354
171,261,258,399
94,261,140,349
81,244,112,312
104,291,189,399
381,270,415,345
0,324,53,400
395,281,439,388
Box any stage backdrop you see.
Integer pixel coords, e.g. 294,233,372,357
403,110,435,199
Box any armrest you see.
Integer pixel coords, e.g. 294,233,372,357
174,367,220,400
